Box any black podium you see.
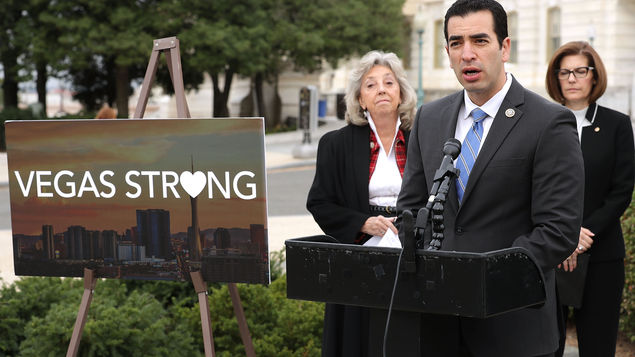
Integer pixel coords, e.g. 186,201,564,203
285,235,546,318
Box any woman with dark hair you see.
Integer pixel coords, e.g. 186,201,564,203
306,50,419,356
546,41,634,357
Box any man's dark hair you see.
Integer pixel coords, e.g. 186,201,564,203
444,0,508,48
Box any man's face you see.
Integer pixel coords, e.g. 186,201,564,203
445,10,510,106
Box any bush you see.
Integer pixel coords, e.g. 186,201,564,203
0,251,324,356
620,190,635,341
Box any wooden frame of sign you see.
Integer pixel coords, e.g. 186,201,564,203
66,36,256,357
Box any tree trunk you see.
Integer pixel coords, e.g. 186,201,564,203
270,75,282,127
211,67,234,117
36,61,47,116
1,50,19,108
115,65,129,118
254,73,265,118
239,79,255,116
254,73,282,129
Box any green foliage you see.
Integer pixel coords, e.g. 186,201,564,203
44,0,163,114
202,278,323,357
18,279,199,356
0,277,83,355
0,259,324,356
269,248,286,282
2,0,407,120
620,190,635,341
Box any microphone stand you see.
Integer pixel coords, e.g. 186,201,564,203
414,155,460,250
414,138,461,250
400,166,458,272
399,139,461,272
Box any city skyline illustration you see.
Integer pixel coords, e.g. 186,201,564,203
6,118,269,283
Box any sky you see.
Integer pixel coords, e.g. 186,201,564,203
5,118,267,236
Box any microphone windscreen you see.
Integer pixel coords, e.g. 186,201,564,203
443,138,461,159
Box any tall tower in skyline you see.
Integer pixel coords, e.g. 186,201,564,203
65,225,86,260
136,209,171,259
214,228,231,249
250,224,265,255
188,156,203,260
42,225,54,260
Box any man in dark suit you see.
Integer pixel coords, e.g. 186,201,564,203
397,0,584,356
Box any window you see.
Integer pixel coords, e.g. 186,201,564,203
434,20,445,68
547,7,561,61
508,12,518,63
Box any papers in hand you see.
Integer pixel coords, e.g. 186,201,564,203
362,229,402,248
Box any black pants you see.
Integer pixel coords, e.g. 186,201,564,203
555,259,624,357
421,314,555,357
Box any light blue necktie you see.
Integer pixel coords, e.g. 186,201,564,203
456,108,487,203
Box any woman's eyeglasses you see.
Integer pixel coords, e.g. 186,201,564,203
556,66,594,80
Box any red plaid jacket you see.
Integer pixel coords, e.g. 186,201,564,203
368,129,406,181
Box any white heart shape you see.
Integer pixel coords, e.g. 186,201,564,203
180,171,207,198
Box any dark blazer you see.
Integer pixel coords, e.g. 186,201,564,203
307,123,419,357
397,77,584,356
307,123,409,242
580,102,635,262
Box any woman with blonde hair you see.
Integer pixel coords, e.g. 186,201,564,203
307,50,420,356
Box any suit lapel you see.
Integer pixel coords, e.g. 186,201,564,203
352,125,370,212
460,77,524,205
424,92,463,214
580,102,598,161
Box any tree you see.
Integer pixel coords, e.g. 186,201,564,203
177,0,406,125
0,0,29,109
175,0,272,117
47,0,165,116
245,0,408,127
20,0,67,112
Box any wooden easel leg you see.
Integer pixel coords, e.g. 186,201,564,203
228,283,256,357
191,271,216,357
169,45,191,118
66,268,97,357
134,37,191,119
133,49,160,119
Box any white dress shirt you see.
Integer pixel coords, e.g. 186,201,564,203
454,72,513,153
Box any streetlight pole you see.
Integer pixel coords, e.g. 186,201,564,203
417,28,425,107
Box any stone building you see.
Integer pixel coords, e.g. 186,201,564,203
404,0,635,121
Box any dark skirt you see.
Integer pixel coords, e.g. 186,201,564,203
322,303,421,357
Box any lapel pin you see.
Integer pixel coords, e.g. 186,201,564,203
370,142,375,149
594,127,600,132
505,108,515,118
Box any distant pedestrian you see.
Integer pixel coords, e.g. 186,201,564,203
95,105,117,119
547,40,635,357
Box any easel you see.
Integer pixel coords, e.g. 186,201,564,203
66,37,256,357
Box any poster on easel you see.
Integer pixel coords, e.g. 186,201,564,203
5,117,270,284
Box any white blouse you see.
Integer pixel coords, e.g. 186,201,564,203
367,115,402,207
571,106,592,143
